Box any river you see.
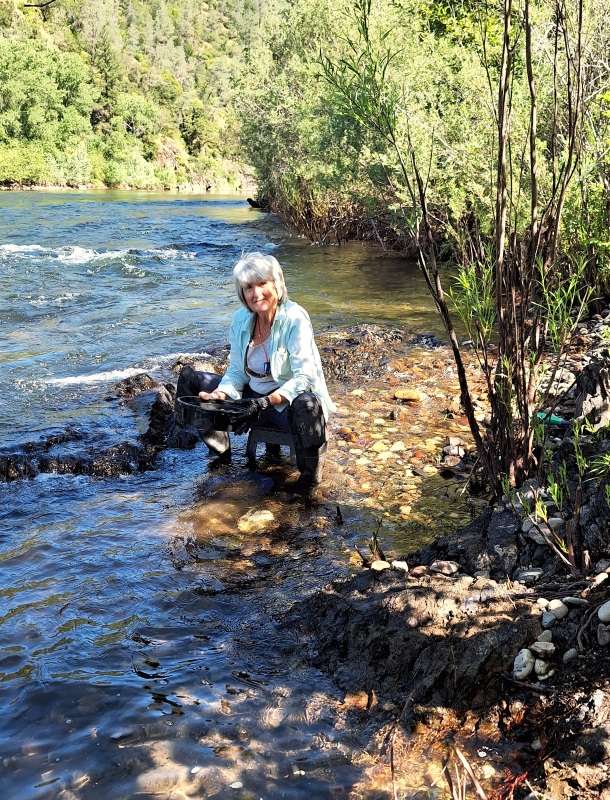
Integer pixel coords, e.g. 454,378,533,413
0,191,438,799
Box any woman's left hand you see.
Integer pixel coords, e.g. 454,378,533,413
267,391,286,406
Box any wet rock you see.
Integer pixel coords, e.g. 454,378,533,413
548,599,569,620
141,385,176,447
136,766,190,794
598,600,610,624
370,560,392,572
537,630,553,642
237,509,275,533
114,372,158,398
513,649,535,679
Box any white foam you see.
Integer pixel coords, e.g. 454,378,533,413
46,367,147,387
145,247,196,260
0,243,47,255
1,243,196,264
145,351,214,366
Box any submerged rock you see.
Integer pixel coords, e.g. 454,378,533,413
237,509,275,533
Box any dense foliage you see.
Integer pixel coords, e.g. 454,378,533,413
0,0,258,189
239,0,609,282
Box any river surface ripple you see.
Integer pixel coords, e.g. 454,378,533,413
0,192,436,799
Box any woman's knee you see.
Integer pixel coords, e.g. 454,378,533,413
177,367,221,397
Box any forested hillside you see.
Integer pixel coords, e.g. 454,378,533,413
0,0,259,189
1,0,608,289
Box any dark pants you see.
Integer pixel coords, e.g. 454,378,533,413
176,367,326,481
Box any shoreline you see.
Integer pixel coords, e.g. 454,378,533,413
0,179,257,196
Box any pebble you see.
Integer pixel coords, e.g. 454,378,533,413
542,611,557,628
530,640,556,656
563,648,578,663
391,560,409,573
534,658,551,677
536,597,549,609
370,560,392,572
394,388,422,402
371,440,390,452
597,624,610,646
594,559,610,572
527,529,547,546
513,649,535,679
598,600,610,624
430,560,459,576
562,596,589,607
410,565,428,577
548,599,569,620
547,517,564,531
390,441,406,452
515,568,543,585
230,781,243,789
537,630,553,642
521,518,535,534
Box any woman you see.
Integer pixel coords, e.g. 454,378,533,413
177,252,334,492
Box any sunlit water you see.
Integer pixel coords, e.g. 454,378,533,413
0,192,438,798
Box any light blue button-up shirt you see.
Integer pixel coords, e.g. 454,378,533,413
217,299,335,420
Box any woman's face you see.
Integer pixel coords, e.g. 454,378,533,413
244,280,278,316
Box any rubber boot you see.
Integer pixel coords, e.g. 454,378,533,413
292,446,324,496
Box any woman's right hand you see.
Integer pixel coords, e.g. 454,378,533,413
198,390,227,401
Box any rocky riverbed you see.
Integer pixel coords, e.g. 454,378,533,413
3,315,610,798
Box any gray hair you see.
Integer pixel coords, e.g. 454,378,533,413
233,252,288,308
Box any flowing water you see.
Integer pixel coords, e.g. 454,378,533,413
0,191,439,799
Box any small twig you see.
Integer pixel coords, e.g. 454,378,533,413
502,673,554,694
24,0,58,7
454,746,488,800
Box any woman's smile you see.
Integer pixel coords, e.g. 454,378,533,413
245,280,278,314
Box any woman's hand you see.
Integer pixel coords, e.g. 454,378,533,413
267,391,286,406
198,389,227,401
